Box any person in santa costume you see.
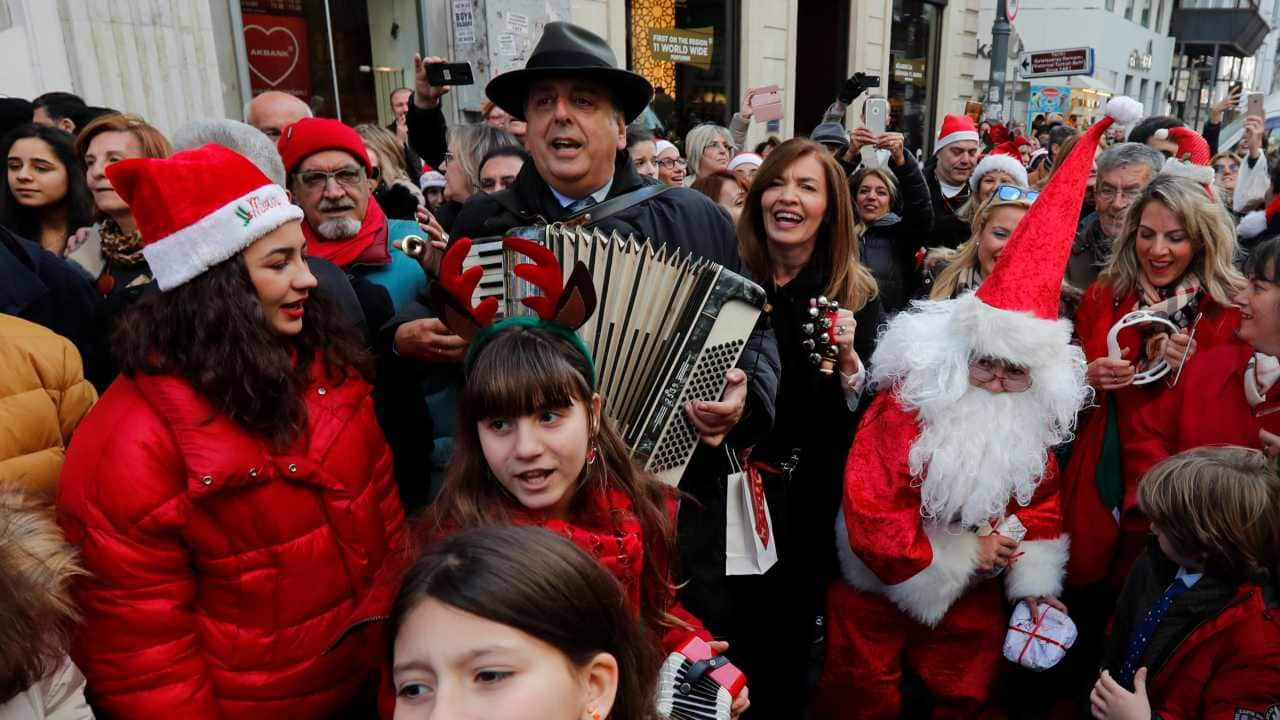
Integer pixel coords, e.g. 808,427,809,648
812,96,1144,720
926,114,982,250
57,144,409,719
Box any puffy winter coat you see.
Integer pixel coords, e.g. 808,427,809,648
57,363,409,719
0,314,96,498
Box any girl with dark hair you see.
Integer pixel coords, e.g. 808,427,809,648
1,124,94,255
56,144,409,718
425,241,749,716
691,170,748,225
392,525,662,720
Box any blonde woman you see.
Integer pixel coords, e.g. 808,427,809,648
684,124,735,183
932,149,1028,248
922,186,1035,300
733,137,880,716
356,123,424,220
1209,150,1241,208
1063,173,1249,590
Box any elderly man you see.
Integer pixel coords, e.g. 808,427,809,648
1068,142,1164,289
245,90,312,141
277,117,426,314
926,114,981,248
386,86,424,181
811,99,1145,720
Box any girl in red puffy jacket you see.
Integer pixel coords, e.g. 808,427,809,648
1090,446,1280,720
56,145,409,719
425,321,750,716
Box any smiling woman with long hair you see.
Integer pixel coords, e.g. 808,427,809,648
56,145,409,718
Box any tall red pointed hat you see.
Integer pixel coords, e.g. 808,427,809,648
976,97,1143,322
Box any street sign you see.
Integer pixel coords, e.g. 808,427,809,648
1017,47,1095,79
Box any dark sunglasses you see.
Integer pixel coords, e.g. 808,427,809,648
1213,163,1240,174
994,184,1039,203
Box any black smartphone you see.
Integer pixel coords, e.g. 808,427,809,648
426,62,474,86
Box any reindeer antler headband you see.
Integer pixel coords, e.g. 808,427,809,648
430,236,599,385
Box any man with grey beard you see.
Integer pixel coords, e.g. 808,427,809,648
1068,142,1164,290
276,117,426,314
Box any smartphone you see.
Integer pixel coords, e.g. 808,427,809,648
426,62,474,86
1248,92,1265,118
861,98,889,169
750,85,783,123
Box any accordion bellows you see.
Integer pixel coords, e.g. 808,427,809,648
467,224,766,486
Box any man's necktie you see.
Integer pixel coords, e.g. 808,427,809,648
1118,576,1191,686
567,196,599,214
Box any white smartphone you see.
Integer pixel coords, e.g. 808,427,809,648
861,98,889,169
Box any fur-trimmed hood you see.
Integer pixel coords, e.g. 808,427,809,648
0,488,82,702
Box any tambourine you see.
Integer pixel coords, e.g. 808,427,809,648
1105,310,1180,385
400,234,427,259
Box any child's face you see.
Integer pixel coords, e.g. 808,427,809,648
1151,521,1203,571
476,394,602,519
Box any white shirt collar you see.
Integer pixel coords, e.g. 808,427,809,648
549,178,614,208
937,176,965,199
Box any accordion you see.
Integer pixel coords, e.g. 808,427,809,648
464,223,765,486
657,637,747,720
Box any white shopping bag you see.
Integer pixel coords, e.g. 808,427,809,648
725,448,778,576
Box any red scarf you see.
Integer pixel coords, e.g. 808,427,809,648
301,195,391,269
510,483,647,612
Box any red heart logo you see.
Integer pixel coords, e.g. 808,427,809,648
245,24,300,88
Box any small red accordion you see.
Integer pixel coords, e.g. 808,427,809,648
656,637,747,719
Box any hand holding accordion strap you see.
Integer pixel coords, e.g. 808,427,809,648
430,235,600,382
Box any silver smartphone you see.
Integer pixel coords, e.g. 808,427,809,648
861,98,889,169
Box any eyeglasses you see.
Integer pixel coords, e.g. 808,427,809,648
294,166,367,191
969,357,1033,392
1095,184,1143,202
658,157,687,169
704,141,734,153
442,151,455,164
1213,163,1240,174
993,185,1040,203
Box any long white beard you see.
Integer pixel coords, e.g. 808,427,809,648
870,295,1092,529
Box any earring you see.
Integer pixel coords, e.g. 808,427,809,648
585,441,598,466
585,709,602,720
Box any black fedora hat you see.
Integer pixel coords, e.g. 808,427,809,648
486,22,654,123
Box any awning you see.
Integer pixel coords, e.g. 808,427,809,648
1069,74,1115,95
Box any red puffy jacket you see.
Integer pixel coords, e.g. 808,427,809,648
57,365,410,719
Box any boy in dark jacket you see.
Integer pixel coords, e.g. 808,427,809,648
1090,445,1280,720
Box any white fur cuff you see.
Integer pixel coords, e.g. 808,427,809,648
1004,535,1069,601
835,512,981,627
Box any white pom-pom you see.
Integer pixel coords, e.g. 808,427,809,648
1160,157,1214,186
1153,128,1170,141
1105,96,1144,126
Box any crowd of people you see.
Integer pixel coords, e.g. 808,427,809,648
2,18,1278,720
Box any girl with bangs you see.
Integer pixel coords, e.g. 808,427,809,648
426,317,750,717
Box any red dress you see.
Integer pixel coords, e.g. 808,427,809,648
431,483,711,653
814,391,1068,720
57,365,410,719
1062,283,1240,588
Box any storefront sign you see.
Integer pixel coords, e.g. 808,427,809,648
1128,49,1153,71
1027,84,1072,129
240,0,302,14
1017,47,1094,79
243,13,310,99
453,0,476,45
649,27,714,70
893,58,926,85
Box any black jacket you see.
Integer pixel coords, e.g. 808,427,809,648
0,227,108,389
923,155,972,251
385,120,424,180
859,154,934,313
405,100,447,170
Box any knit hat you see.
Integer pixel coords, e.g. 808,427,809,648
654,139,678,157
1153,126,1214,190
988,123,1011,145
106,144,304,291
276,117,373,175
811,122,849,150
935,114,980,154
957,96,1144,366
728,153,763,171
969,146,1030,191
419,169,446,190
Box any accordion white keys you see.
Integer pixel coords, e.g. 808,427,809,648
465,224,766,486
657,637,747,720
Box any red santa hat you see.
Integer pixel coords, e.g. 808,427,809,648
106,144,304,291
988,122,1011,145
959,95,1144,367
935,114,980,154
969,139,1031,190
1153,126,1215,192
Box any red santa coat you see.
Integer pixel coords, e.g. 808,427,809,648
834,390,1069,627
1062,283,1240,587
1144,582,1280,719
1124,340,1280,481
57,366,410,719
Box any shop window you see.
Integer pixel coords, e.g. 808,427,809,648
888,0,942,154
627,0,738,146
